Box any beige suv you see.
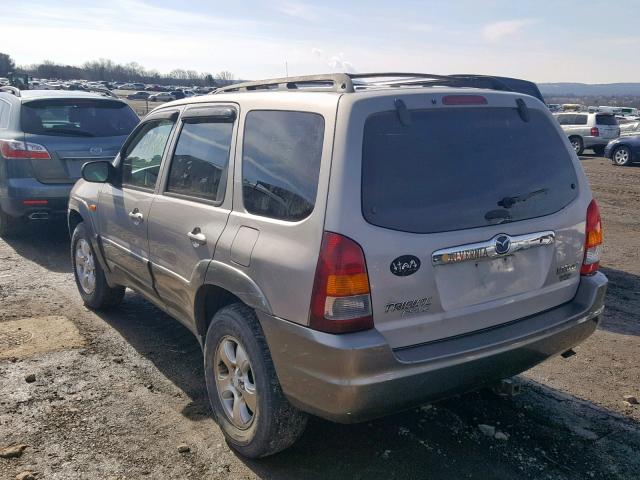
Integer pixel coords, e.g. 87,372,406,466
69,73,607,458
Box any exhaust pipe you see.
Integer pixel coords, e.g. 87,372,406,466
28,212,49,220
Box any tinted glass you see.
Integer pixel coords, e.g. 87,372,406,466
167,120,233,202
574,115,588,125
122,120,174,190
0,99,9,129
596,114,618,126
21,99,139,137
362,108,579,234
556,114,573,125
242,111,324,221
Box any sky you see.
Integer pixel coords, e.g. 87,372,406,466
2,0,640,83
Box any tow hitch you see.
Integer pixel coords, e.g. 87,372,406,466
491,378,523,397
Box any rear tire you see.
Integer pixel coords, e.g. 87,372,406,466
592,145,605,156
0,208,17,237
71,222,125,309
569,136,584,155
612,146,632,166
204,303,308,458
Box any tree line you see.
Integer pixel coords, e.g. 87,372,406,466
0,53,235,87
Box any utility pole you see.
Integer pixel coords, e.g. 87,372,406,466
285,61,289,77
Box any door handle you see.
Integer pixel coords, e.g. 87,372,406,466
187,228,207,247
128,209,144,225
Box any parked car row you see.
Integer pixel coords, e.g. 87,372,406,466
4,77,218,96
554,112,620,155
552,111,640,165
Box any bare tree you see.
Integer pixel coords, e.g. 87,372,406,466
215,70,235,81
0,53,16,77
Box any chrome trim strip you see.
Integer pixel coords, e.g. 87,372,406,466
432,231,555,266
61,156,115,160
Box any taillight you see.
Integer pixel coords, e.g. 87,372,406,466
590,127,599,137
0,139,51,160
309,232,373,333
581,199,603,275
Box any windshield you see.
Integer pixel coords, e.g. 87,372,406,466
362,107,579,233
21,99,139,137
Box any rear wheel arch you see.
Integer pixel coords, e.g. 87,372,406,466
194,284,242,340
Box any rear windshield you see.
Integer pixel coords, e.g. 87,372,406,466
362,107,579,233
596,114,618,126
21,99,139,137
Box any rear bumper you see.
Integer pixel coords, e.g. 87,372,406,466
0,178,72,218
259,272,607,423
583,136,612,148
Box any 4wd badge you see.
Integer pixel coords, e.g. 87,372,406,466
390,255,421,277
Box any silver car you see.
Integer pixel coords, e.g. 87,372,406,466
554,112,620,155
68,73,607,458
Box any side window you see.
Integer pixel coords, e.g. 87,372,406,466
575,115,588,125
122,119,174,190
166,119,233,203
556,114,570,125
0,99,9,129
242,111,324,221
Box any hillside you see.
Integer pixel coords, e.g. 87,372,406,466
539,83,640,96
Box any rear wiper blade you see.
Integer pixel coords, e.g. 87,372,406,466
498,188,548,209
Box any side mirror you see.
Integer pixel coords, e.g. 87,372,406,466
82,161,115,183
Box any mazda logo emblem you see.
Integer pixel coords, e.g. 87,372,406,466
494,235,511,255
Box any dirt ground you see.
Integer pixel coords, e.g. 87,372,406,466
1,156,639,480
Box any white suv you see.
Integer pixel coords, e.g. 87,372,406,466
554,112,620,155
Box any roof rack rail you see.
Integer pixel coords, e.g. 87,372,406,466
214,73,356,94
0,86,21,97
211,72,543,101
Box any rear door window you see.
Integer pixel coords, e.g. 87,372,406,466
166,119,233,203
0,99,9,129
362,107,579,234
556,114,574,125
21,99,139,137
574,114,588,125
596,114,618,126
242,110,324,221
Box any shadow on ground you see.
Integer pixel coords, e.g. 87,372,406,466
599,267,640,336
3,221,70,273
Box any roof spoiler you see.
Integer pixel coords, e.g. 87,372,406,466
471,76,545,103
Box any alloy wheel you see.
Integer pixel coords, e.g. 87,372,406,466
571,139,581,153
614,148,630,165
75,238,96,294
214,336,257,429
